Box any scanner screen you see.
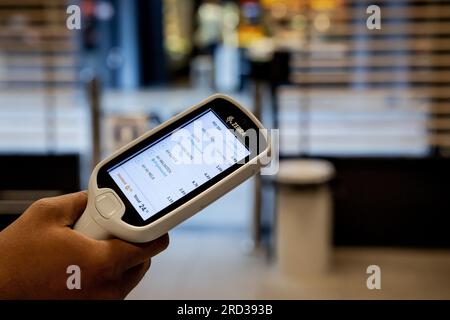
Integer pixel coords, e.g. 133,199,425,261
108,110,250,220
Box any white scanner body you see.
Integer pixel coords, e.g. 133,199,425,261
74,94,270,243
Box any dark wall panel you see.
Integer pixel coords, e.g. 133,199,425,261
327,157,450,248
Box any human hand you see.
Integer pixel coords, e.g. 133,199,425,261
0,192,169,299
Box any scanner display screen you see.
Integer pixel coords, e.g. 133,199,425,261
108,110,250,220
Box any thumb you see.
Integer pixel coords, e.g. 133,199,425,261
104,234,170,271
60,191,88,226
25,191,88,227
44,191,88,226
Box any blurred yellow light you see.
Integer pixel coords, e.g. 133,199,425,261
261,0,281,7
313,13,330,32
238,26,265,48
261,0,303,7
271,2,288,19
291,14,307,31
311,0,339,11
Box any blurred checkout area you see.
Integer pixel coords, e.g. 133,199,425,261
1,0,450,299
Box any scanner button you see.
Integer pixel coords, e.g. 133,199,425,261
95,193,121,219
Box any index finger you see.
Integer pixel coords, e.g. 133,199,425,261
27,191,88,226
102,234,169,271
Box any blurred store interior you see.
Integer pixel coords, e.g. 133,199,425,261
1,0,450,299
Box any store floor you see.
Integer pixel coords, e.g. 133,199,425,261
127,181,450,300
128,237,450,299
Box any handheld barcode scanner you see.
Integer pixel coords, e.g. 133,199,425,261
74,94,270,243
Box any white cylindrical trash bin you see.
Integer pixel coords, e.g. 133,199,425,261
275,159,335,278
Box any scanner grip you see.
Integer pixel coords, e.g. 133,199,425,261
74,209,111,240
